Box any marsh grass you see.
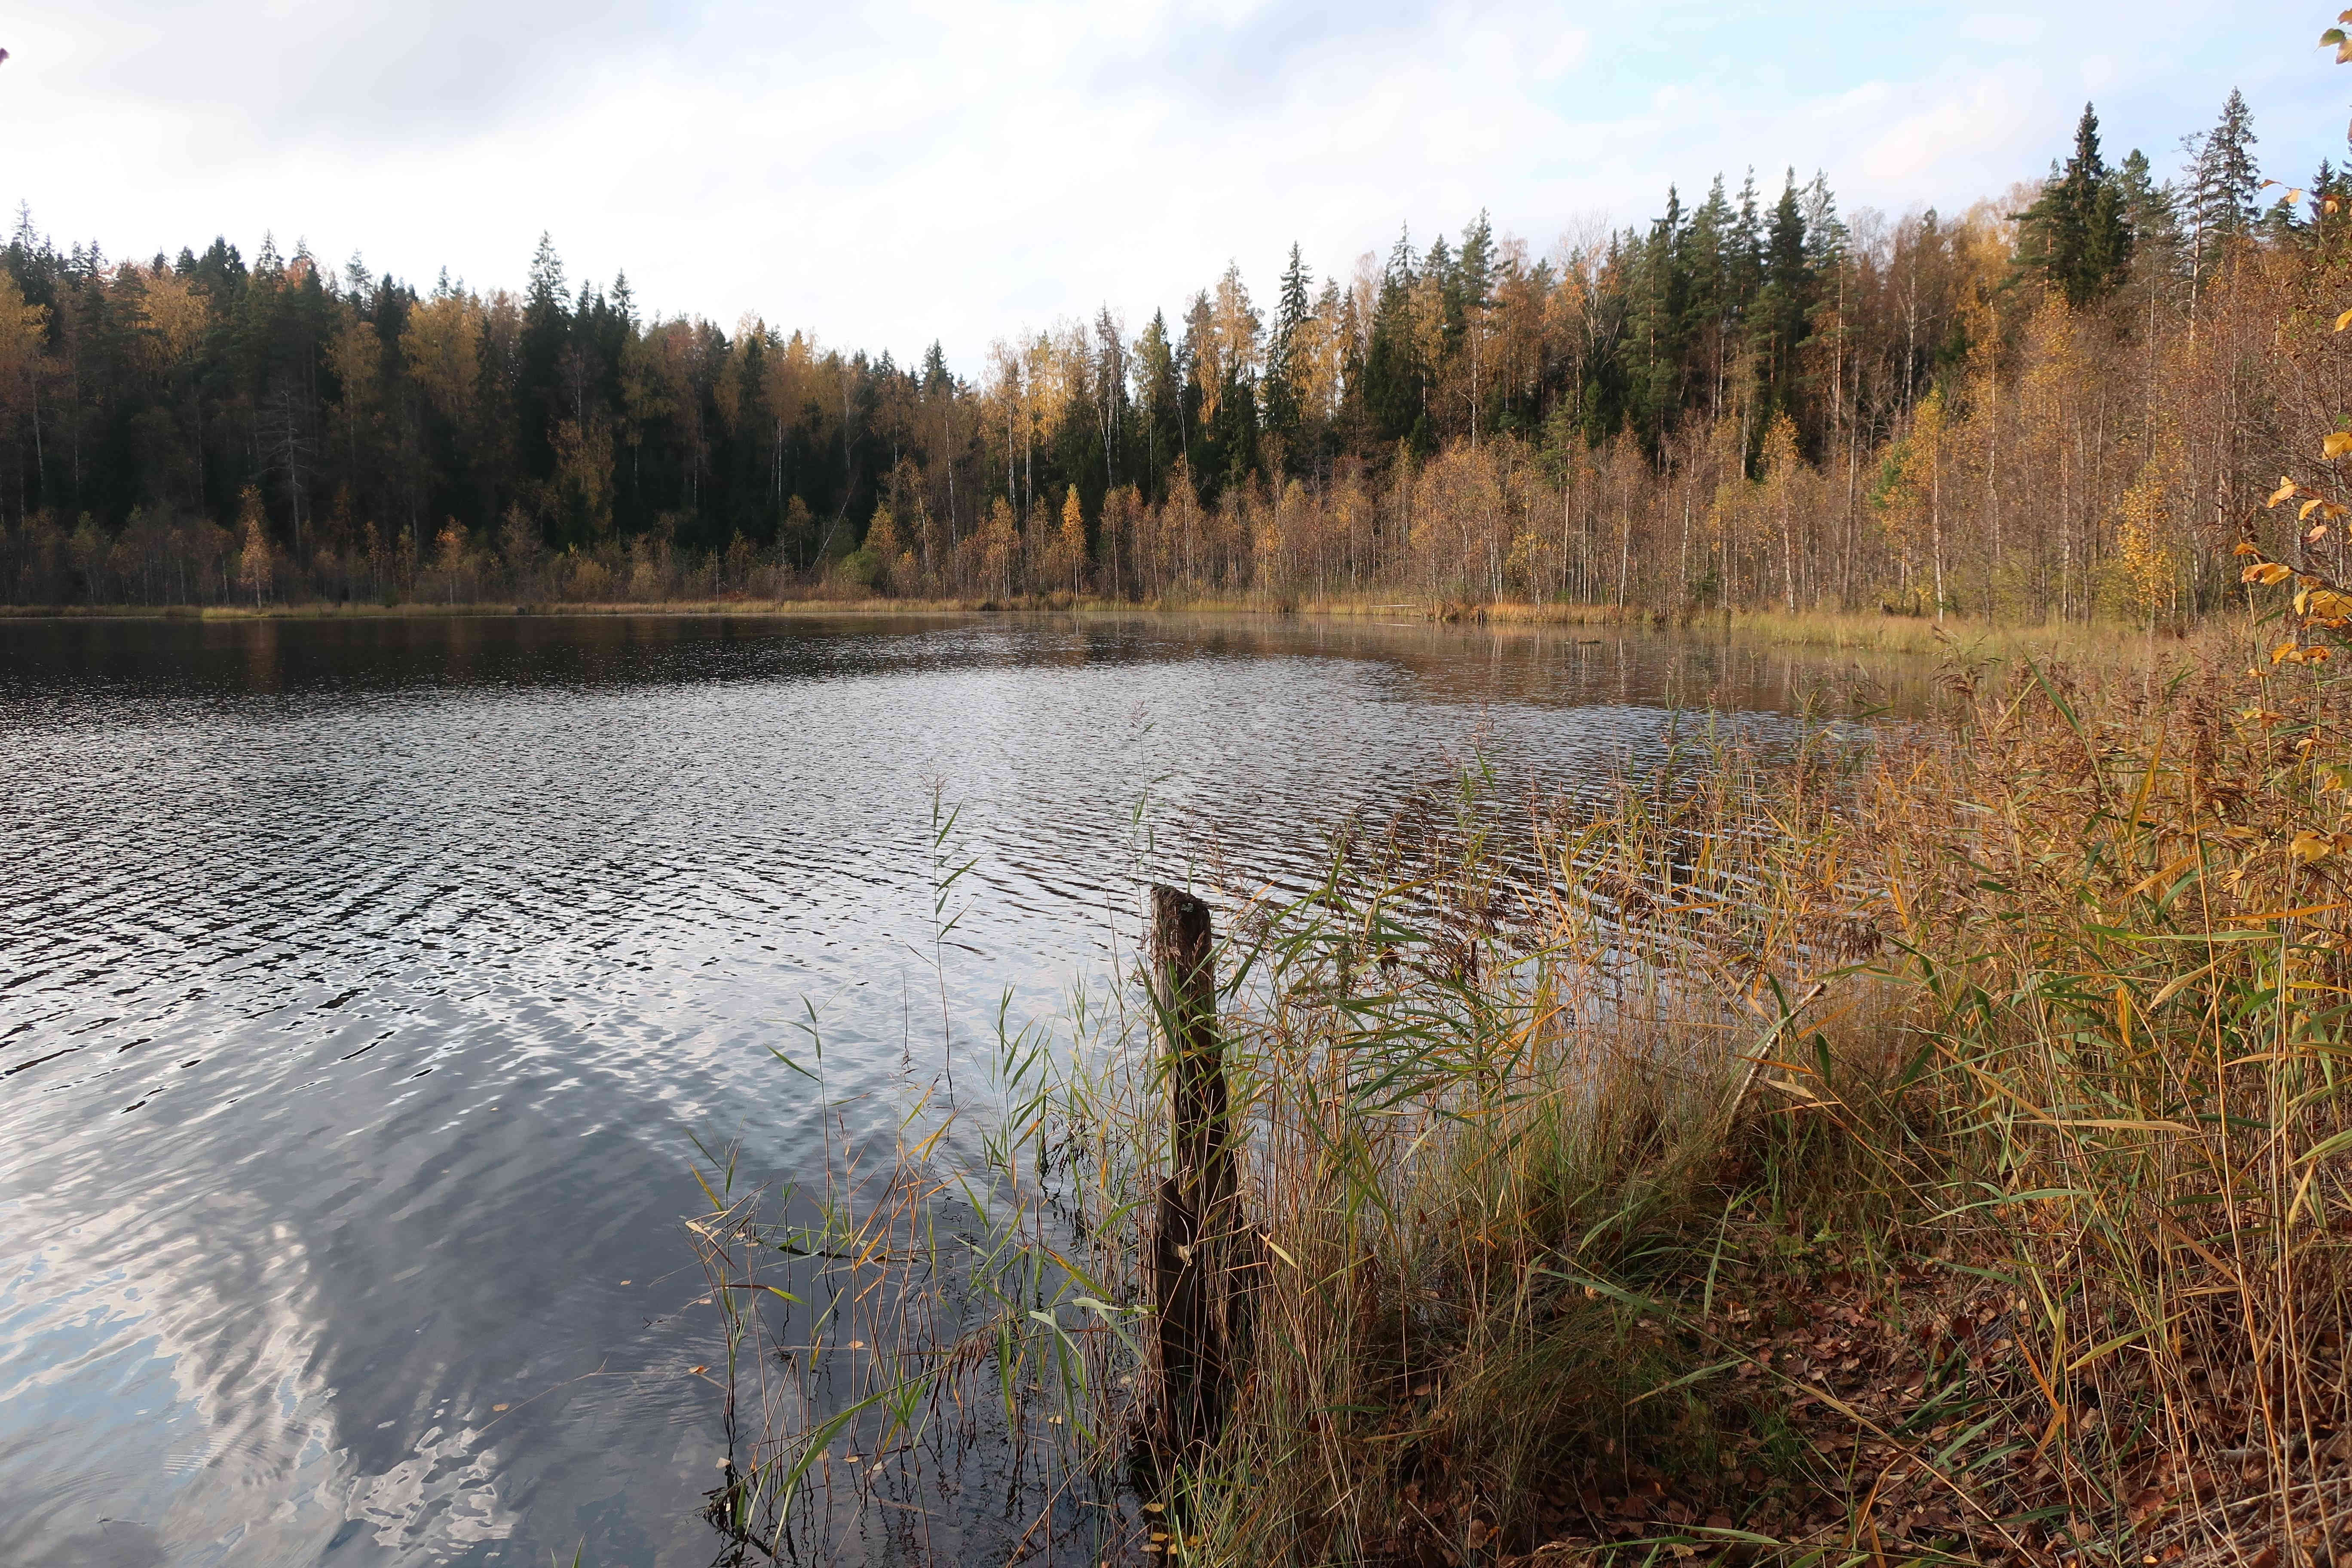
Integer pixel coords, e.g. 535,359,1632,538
692,626,2352,1566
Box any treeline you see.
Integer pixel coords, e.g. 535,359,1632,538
0,89,2341,618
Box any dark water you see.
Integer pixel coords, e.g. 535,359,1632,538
0,612,1917,1566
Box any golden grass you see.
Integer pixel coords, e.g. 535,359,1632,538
692,621,2349,1567
2,592,2202,662
1084,627,2352,1565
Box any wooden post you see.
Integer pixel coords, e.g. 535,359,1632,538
1148,884,1239,1458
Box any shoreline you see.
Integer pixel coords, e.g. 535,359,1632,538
0,596,2177,660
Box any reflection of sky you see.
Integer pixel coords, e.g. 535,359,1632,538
0,615,1909,1563
3,1,2334,368
0,1188,509,1566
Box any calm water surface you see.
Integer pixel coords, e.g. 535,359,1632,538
0,612,1918,1566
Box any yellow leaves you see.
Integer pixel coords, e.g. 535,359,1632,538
2297,585,2352,621
2239,707,2289,726
2292,830,2352,864
2324,432,2352,459
2270,477,2302,507
2273,640,2306,665
2244,561,2294,585
2236,540,2264,557
2337,307,2352,332
2304,497,2329,521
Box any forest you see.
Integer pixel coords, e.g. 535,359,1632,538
0,87,2343,620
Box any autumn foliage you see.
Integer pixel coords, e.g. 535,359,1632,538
0,87,2335,620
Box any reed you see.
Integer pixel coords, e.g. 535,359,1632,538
692,623,2352,1566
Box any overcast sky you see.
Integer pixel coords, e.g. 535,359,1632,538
6,3,2346,370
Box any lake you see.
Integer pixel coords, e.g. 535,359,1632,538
0,612,1917,1566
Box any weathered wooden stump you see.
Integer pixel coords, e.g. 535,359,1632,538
1147,884,1247,1460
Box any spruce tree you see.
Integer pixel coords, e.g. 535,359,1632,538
1730,168,1764,313
1364,227,1421,444
1682,177,1734,413
2114,148,2187,302
1262,242,1312,455
2018,104,2131,308
1752,169,1812,435
1626,190,1686,442
2183,90,2258,279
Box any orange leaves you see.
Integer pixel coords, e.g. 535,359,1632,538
2324,432,2352,459
2236,540,2264,557
2270,476,2301,508
2244,561,2294,586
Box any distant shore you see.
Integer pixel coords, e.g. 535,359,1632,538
0,597,2173,661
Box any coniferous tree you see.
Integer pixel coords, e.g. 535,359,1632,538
2018,104,2132,307
1364,228,1421,446
1262,242,1311,461
1752,169,1812,440
2187,88,2261,291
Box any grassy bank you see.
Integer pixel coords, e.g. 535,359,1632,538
0,596,990,621
688,623,2350,1565
1051,628,2347,1566
678,621,2335,1565
0,592,2199,662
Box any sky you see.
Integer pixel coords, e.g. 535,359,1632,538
4,2,2349,371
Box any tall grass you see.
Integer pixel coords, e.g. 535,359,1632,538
693,627,2352,1566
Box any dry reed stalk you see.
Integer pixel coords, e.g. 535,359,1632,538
692,627,2352,1567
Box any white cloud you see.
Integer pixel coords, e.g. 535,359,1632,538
1859,61,2046,182
1533,28,1591,80
1960,13,2048,47
0,1,2330,370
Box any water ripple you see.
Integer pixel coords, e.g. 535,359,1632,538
0,612,1919,1565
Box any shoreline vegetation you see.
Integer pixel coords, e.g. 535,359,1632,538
692,622,2352,1566
0,594,2167,662
0,90,2336,645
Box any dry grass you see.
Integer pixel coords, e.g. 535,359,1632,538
1094,631,2352,1566
0,593,2194,664
690,625,2352,1567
